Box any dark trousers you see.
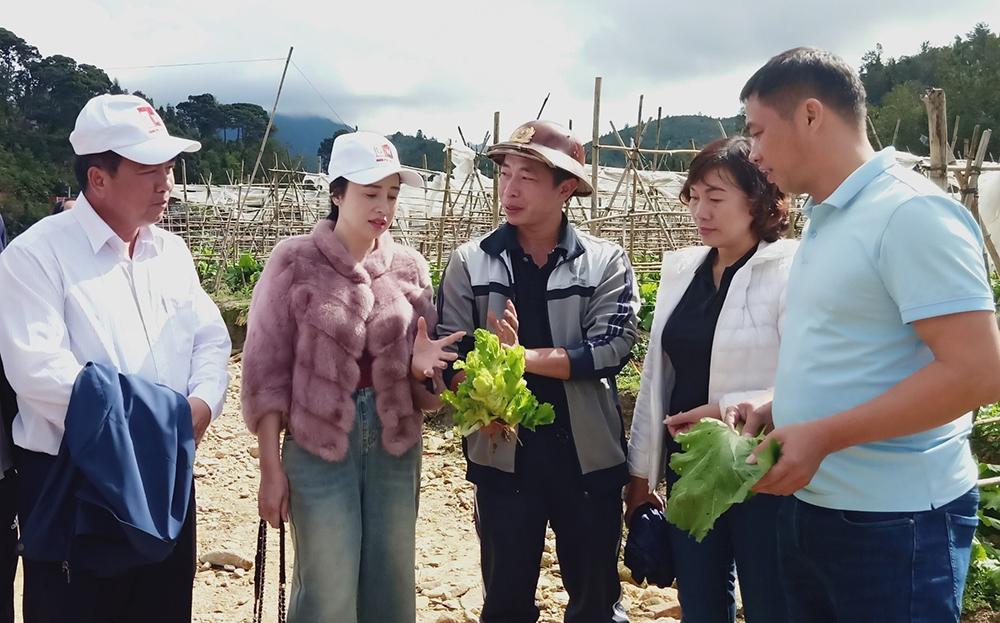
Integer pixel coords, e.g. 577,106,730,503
663,448,788,623
475,485,628,623
17,449,197,623
0,470,16,623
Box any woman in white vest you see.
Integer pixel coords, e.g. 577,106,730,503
625,136,797,623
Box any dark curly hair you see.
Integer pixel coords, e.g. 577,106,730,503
679,136,788,242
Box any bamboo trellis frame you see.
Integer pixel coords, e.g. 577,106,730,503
167,83,993,295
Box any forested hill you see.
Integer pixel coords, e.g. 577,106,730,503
861,23,999,155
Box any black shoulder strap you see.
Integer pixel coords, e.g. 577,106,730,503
252,519,287,623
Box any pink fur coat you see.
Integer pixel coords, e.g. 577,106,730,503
241,219,438,461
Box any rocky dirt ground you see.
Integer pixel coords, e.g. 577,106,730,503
10,358,1000,623
186,361,683,623
9,358,1000,622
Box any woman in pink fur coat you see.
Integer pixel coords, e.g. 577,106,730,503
241,131,463,623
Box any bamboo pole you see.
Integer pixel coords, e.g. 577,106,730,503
867,116,883,150
599,145,700,156
493,111,500,227
436,141,452,267
536,93,551,120
653,107,662,171
922,88,949,191
961,129,1000,276
891,118,900,147
629,141,637,261
717,119,727,139
213,47,293,293
181,158,188,203
591,77,602,232
950,116,961,154
635,95,644,156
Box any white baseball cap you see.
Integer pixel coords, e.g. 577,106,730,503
70,94,201,165
328,131,423,187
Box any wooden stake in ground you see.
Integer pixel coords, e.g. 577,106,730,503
867,116,883,151
591,77,602,233
960,129,1000,278
922,88,950,192
214,46,294,294
492,111,500,228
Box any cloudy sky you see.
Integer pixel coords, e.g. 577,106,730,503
6,0,998,144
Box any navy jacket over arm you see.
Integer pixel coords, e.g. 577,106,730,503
20,362,194,576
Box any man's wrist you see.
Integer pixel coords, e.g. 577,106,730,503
808,415,847,457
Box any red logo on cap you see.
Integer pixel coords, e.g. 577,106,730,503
137,106,163,134
373,144,394,162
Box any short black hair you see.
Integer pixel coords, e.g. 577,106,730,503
740,47,866,125
73,151,123,192
551,167,576,188
327,176,348,222
680,136,788,242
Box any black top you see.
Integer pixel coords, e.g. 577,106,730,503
661,244,758,417
504,222,586,494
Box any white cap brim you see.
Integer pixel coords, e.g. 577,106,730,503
113,135,202,165
342,166,423,188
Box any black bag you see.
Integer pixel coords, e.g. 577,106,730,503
623,502,675,588
252,519,287,623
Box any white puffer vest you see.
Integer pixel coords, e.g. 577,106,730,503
627,238,799,489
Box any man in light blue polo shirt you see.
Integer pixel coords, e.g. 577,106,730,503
739,47,1000,623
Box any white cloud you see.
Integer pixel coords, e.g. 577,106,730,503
4,0,997,144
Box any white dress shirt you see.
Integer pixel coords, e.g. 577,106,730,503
0,194,231,455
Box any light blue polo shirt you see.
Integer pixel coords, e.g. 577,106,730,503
773,148,993,511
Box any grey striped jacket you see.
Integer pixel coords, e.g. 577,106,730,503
435,221,640,490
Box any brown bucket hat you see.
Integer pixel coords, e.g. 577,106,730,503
486,120,593,196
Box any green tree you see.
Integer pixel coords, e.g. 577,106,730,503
21,55,121,131
176,93,226,138
223,102,270,142
0,28,39,109
861,24,1000,156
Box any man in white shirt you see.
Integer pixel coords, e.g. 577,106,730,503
0,94,231,623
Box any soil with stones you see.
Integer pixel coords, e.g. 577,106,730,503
11,358,996,622
187,361,682,623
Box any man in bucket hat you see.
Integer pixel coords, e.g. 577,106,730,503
0,94,231,622
436,120,638,623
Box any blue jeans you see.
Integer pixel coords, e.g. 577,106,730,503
778,488,979,623
665,488,788,623
282,388,421,623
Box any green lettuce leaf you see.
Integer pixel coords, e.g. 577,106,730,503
442,329,556,436
665,419,781,542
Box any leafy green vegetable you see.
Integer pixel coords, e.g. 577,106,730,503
964,536,1000,613
441,329,556,436
666,419,781,542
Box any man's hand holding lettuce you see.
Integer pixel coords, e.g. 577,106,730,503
442,329,555,436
